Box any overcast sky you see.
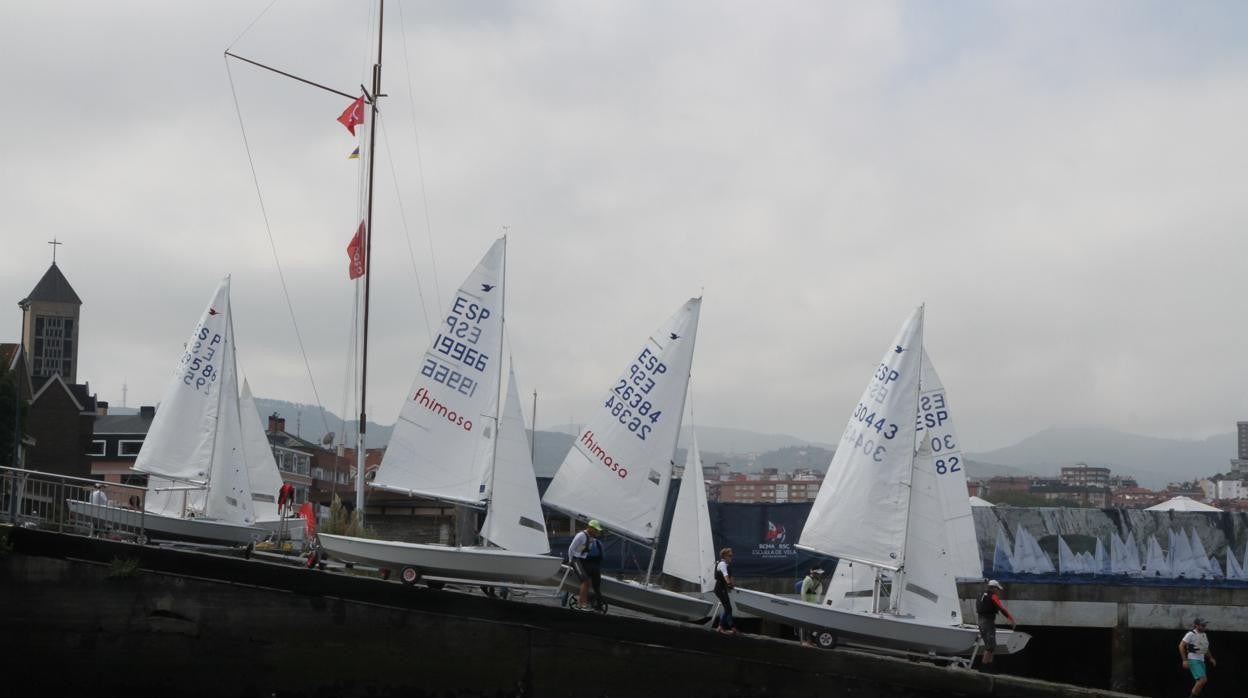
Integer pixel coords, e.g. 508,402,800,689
3,1,1247,453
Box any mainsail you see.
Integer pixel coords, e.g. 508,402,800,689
133,276,255,525
662,421,715,592
134,277,232,485
798,306,924,570
543,297,702,543
372,238,506,507
479,364,550,555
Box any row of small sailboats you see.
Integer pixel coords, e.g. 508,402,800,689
71,237,1025,658
993,524,1248,580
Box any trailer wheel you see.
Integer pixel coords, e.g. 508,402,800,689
816,631,837,649
401,567,421,586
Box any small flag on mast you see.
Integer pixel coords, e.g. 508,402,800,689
337,96,365,136
348,146,360,159
346,222,366,280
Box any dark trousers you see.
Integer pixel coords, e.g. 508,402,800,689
713,588,733,629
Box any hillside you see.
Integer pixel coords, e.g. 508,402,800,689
968,427,1236,488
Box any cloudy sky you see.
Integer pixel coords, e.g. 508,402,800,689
2,1,1247,453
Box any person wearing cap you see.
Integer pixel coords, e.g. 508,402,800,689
799,567,825,646
975,580,1017,671
1179,617,1215,696
567,520,605,611
89,483,109,507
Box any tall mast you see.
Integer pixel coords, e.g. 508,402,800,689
356,0,385,519
484,237,507,540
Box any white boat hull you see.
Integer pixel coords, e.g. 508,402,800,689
557,568,715,622
256,517,307,544
317,533,563,586
67,500,268,546
733,587,1003,656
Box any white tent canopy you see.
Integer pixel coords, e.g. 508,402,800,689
1145,496,1221,512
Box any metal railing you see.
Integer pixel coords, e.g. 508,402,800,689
0,465,149,542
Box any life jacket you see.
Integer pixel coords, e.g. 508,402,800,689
976,591,999,616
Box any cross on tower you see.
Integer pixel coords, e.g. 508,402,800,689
48,238,62,263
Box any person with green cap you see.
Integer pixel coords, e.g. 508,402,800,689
568,519,605,611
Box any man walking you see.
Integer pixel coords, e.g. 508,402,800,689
1179,617,1215,697
976,579,1017,672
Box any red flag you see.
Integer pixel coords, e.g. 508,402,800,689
300,502,316,538
346,222,366,280
337,96,365,135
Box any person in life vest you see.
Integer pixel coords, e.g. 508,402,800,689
1179,617,1216,697
277,483,296,517
711,548,739,635
799,567,825,646
976,579,1017,671
567,520,605,611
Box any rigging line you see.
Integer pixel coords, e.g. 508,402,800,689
226,0,281,52
376,112,434,341
395,0,443,313
225,58,332,441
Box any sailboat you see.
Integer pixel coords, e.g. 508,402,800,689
316,238,562,586
68,277,268,546
240,379,306,544
542,298,711,621
732,306,1028,658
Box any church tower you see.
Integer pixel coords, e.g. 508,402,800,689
19,261,82,385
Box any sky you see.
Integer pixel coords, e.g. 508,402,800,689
2,1,1247,453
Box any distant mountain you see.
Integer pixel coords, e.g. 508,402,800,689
967,427,1236,489
255,399,393,449
547,423,833,455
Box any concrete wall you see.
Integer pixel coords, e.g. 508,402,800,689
0,527,1133,698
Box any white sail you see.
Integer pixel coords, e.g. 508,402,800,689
991,525,1014,574
1143,535,1167,577
1227,547,1244,580
542,298,701,543
663,423,715,592
1094,538,1108,574
1058,536,1079,575
1168,529,1201,577
241,379,282,522
134,276,232,483
372,238,505,507
822,560,877,612
915,350,980,578
479,364,550,555
896,430,964,624
1189,530,1214,577
1123,531,1142,574
799,306,924,570
201,318,255,526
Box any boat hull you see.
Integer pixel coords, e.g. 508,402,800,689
732,587,987,656
557,568,715,622
256,517,307,544
317,533,563,586
66,500,268,546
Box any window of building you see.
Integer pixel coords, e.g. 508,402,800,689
121,473,149,487
118,440,144,456
87,440,106,457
